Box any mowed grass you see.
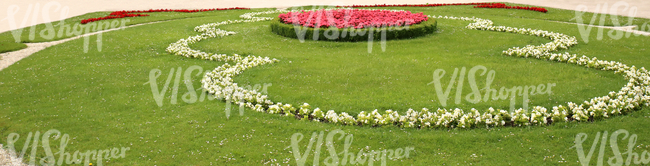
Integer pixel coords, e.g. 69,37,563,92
214,17,625,115
0,4,649,166
0,8,255,54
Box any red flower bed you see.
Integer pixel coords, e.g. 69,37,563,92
337,3,548,13
278,9,428,29
80,7,250,24
474,3,547,13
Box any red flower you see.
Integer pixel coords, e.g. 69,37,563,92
80,7,250,24
278,9,428,29
339,3,548,13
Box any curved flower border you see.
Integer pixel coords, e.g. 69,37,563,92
165,9,650,129
338,3,548,13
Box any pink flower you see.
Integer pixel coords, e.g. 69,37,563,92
278,9,428,29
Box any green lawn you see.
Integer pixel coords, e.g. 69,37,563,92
1,3,650,166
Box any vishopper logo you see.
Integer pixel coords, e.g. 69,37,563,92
290,129,414,166
144,65,272,118
3,129,129,166
428,65,556,112
572,129,650,166
2,1,130,53
573,1,649,43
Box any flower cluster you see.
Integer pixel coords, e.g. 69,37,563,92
446,16,579,58
167,9,650,129
165,10,283,62
338,3,548,13
338,3,494,8
278,9,428,28
166,10,286,113
81,7,250,24
474,3,548,13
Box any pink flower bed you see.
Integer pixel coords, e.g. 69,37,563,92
278,9,428,29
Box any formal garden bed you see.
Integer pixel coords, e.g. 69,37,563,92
168,9,649,129
270,9,437,41
2,3,650,165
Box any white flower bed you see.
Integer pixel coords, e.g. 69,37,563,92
166,10,650,129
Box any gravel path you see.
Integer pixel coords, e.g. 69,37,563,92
0,145,27,166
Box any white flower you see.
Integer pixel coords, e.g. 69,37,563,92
165,11,650,129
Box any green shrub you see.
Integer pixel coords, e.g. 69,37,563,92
270,17,437,42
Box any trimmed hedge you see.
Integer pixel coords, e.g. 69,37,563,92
270,18,437,42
